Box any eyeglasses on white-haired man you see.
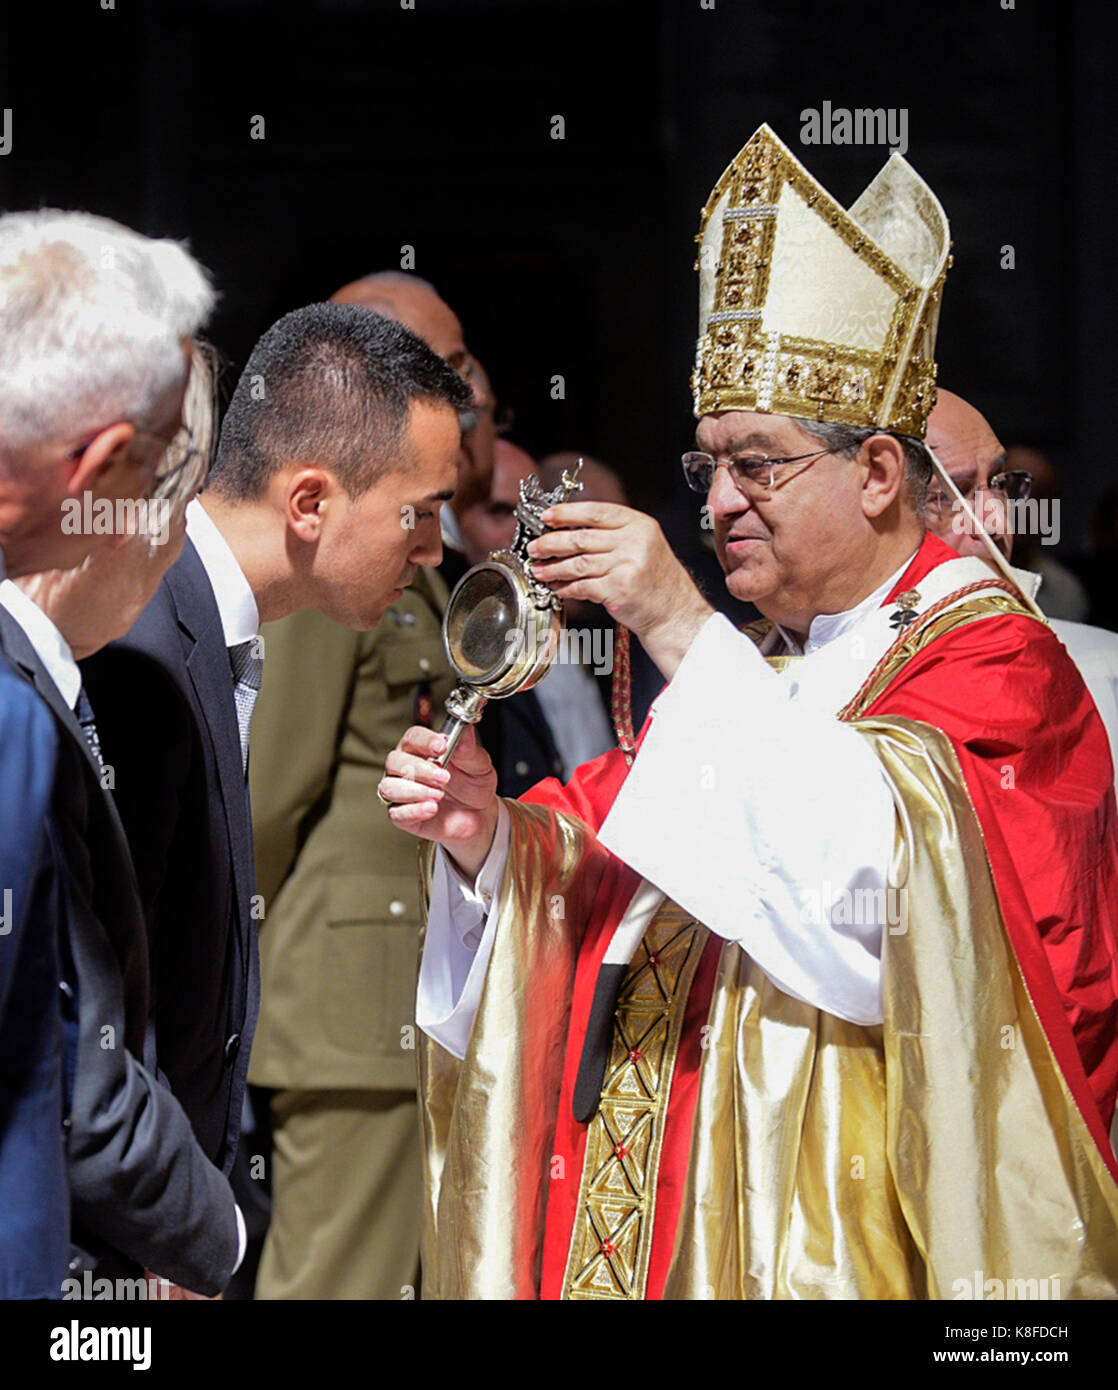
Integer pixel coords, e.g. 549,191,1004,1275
0,208,214,581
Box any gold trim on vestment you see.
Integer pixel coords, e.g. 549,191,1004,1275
562,905,706,1300
763,654,801,674
417,804,602,1299
839,584,1037,719
417,609,1118,1299
662,719,1118,1299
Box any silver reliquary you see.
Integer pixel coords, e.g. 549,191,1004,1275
436,459,583,764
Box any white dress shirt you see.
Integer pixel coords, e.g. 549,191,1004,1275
532,658,616,779
440,506,466,559
773,559,912,656
417,556,925,1058
186,499,259,647
186,499,256,1263
0,578,82,709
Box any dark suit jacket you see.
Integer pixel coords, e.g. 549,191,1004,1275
0,610,239,1294
481,689,567,798
0,650,69,1298
82,537,259,1174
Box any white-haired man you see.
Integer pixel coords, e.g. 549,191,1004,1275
384,128,1118,1299
0,212,243,1297
0,212,202,576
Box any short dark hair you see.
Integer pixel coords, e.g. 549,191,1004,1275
208,302,472,500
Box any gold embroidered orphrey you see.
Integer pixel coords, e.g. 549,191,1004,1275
692,124,951,437
839,580,1035,719
562,903,707,1300
562,580,1040,1302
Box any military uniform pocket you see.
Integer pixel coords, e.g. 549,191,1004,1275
319,872,421,1057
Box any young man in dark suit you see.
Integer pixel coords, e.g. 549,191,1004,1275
248,275,488,1299
81,303,470,1195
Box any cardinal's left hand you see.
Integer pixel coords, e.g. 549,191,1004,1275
528,501,714,680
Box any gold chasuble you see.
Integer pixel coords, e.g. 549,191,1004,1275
562,905,707,1299
417,592,1118,1300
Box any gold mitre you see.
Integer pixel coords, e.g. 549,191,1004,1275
692,124,950,437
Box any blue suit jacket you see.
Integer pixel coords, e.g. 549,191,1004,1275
0,649,68,1298
0,607,240,1294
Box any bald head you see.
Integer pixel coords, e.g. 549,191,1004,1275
494,439,537,490
925,389,1012,560
926,391,1004,478
331,271,466,362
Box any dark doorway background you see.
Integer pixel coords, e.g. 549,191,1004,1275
1,0,1112,543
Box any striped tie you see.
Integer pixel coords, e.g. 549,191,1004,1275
75,685,104,770
228,639,263,775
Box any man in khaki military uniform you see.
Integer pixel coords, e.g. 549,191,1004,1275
249,274,491,1298
249,568,453,1298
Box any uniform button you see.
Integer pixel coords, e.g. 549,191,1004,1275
61,1116,72,1137
388,899,407,918
515,760,529,777
68,1255,82,1274
418,657,432,673
59,980,75,1002
224,1033,241,1065
551,759,564,774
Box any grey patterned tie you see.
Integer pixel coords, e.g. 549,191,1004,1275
228,639,263,775
75,685,104,770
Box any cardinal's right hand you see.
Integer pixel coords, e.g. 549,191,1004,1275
380,725,500,880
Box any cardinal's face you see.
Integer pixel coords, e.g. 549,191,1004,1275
697,409,870,627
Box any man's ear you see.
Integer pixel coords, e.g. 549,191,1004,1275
67,423,137,497
860,434,908,519
283,467,335,543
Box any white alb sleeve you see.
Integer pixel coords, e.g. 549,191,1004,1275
415,800,512,1059
598,614,896,1024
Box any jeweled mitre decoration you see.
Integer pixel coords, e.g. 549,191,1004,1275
692,124,951,437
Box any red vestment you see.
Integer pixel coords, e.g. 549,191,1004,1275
520,533,1118,1299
